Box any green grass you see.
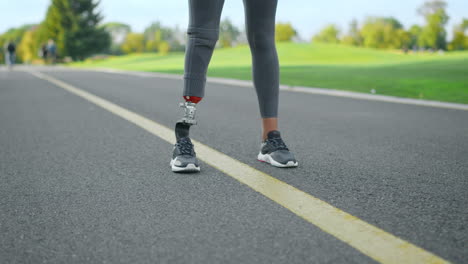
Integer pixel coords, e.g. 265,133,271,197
71,43,468,104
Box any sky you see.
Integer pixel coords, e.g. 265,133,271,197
0,0,467,39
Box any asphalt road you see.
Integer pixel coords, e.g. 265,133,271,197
1,66,467,263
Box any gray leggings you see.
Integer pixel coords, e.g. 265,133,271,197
184,0,279,118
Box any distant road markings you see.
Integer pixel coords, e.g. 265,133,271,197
29,70,450,264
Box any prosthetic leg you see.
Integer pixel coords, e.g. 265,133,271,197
175,96,201,140
175,101,197,139
171,96,202,172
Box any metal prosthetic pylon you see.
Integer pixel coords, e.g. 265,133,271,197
175,101,198,140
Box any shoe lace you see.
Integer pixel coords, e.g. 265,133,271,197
177,137,194,155
266,137,289,151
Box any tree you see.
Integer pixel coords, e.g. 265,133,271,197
360,17,405,49
382,17,403,29
219,18,240,47
18,29,39,63
144,29,166,52
275,23,296,42
448,19,468,50
143,21,180,52
102,22,131,54
102,22,131,44
145,39,158,53
158,41,171,54
121,33,145,53
0,24,37,63
41,0,76,58
144,22,174,43
168,25,186,52
395,29,412,50
144,22,162,41
342,19,362,46
417,0,449,50
313,24,340,43
41,0,110,60
0,24,36,44
68,0,110,59
408,25,423,48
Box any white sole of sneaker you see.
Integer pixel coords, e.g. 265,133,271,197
170,159,201,173
257,153,298,168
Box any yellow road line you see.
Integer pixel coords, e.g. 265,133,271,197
29,70,450,264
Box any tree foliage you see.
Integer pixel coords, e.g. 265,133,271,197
158,41,171,54
121,33,145,53
18,29,39,63
41,0,75,57
143,21,183,52
417,0,449,49
40,0,110,60
448,19,468,51
408,25,422,48
102,22,131,54
144,22,169,41
341,19,362,46
2,0,468,64
275,23,296,42
102,22,132,43
219,18,240,47
0,25,35,44
0,24,37,63
360,17,407,49
313,24,340,44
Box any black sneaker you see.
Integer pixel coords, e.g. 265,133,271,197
171,137,200,172
171,122,200,173
257,130,298,168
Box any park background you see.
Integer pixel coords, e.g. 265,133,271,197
1,0,467,104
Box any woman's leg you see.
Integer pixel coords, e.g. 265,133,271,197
171,0,225,173
244,0,297,167
243,0,280,140
262,118,278,140
184,0,225,99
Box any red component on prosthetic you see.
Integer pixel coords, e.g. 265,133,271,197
183,96,202,104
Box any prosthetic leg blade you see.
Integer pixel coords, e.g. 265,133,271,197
171,102,200,173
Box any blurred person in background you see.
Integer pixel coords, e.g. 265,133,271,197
4,40,16,69
170,0,298,173
47,39,57,64
40,43,48,62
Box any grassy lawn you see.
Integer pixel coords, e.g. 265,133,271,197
71,43,468,104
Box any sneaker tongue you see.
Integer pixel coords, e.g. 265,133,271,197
267,130,281,139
